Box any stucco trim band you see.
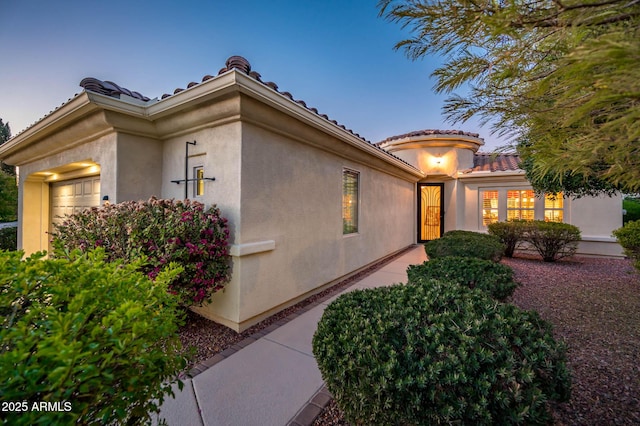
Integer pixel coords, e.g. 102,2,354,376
229,240,276,257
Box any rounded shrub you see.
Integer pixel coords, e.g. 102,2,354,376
487,220,531,257
0,249,187,425
613,220,640,271
51,197,231,306
623,197,640,224
313,281,571,425
525,220,581,262
0,225,17,251
424,230,505,262
407,256,518,301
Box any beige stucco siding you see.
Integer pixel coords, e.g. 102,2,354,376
115,134,162,202
17,132,116,253
162,122,245,326
161,122,243,237
454,175,623,256
229,121,415,327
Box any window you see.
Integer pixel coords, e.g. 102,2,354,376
544,193,564,222
482,190,499,226
507,190,535,220
342,169,359,234
194,166,204,197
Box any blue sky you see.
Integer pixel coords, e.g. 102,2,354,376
0,0,505,150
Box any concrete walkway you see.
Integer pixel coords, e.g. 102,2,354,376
154,245,427,426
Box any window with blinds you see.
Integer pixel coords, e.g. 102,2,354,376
482,190,499,226
544,193,564,222
507,189,535,220
342,169,359,234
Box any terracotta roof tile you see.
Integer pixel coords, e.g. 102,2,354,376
79,78,150,101
75,56,419,172
378,129,482,145
471,153,521,172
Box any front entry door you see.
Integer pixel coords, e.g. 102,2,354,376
418,183,444,242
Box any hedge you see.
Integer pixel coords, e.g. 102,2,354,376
407,256,518,301
0,249,187,425
424,230,505,262
313,280,571,425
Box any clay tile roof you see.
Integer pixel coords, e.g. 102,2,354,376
471,153,521,172
75,56,419,172
79,77,150,101
378,129,482,145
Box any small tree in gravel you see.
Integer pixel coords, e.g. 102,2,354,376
488,220,531,258
525,221,581,262
613,220,640,271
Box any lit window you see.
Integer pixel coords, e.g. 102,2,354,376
194,166,204,197
342,169,359,234
507,190,535,220
482,191,499,226
544,193,564,222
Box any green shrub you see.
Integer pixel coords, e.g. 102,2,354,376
525,220,581,262
424,230,505,262
51,197,231,306
0,225,17,251
623,197,640,224
407,256,518,301
613,220,640,270
487,220,531,258
0,249,186,425
0,170,18,222
313,281,570,425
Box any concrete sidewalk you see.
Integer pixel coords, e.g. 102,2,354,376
154,245,427,426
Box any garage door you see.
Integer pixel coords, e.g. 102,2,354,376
50,176,101,228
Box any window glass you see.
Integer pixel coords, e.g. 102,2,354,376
194,166,204,197
342,169,359,234
507,189,535,220
544,193,564,222
482,190,499,226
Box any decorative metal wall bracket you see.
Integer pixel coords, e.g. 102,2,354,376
170,140,216,199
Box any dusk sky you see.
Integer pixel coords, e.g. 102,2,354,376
0,0,506,150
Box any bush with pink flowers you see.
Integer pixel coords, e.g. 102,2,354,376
51,197,231,306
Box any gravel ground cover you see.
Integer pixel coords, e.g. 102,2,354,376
313,255,640,425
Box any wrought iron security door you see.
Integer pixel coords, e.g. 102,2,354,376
418,183,444,242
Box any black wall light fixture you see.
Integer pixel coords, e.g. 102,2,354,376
170,141,216,199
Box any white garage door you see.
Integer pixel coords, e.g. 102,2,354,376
50,176,101,228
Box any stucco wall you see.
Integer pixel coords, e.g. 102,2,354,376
203,120,416,330
161,121,245,326
115,134,163,202
17,132,117,254
457,176,623,256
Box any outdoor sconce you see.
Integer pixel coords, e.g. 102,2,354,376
102,195,110,206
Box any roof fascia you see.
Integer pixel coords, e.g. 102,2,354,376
457,170,526,181
231,72,424,179
0,92,97,158
146,72,238,120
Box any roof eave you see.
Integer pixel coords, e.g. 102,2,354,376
0,92,97,161
457,170,526,179
232,71,424,179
